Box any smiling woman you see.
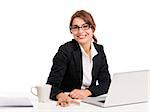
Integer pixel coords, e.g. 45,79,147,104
46,10,111,107
69,10,97,44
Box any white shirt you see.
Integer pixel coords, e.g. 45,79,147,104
79,43,98,89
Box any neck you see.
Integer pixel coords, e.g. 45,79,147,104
80,41,92,54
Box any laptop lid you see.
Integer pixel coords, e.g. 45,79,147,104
82,70,149,107
104,70,149,107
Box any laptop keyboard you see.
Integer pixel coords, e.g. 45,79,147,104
98,100,105,103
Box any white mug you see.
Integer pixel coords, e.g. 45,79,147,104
31,84,51,103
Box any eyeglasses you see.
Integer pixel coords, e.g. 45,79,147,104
70,23,91,33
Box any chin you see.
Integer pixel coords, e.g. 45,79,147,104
76,39,87,44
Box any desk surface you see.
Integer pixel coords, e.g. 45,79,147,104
0,93,149,112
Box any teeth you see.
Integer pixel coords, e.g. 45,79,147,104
78,36,85,38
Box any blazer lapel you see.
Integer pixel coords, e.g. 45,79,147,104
72,48,83,85
91,44,99,84
92,56,97,82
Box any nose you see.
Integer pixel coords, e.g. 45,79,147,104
78,27,84,33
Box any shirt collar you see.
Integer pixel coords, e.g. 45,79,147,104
79,43,98,59
91,43,98,59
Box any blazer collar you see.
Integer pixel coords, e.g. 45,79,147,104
72,39,98,56
71,39,100,84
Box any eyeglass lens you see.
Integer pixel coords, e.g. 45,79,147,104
70,24,90,32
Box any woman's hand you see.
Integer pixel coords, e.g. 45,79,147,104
56,92,79,107
69,89,92,99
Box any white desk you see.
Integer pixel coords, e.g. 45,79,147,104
0,93,149,112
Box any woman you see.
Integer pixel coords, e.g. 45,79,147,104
46,10,111,107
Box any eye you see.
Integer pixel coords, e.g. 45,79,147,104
71,25,79,30
82,24,90,29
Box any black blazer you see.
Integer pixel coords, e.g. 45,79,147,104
46,39,111,100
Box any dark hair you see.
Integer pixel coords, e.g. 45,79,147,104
69,10,97,43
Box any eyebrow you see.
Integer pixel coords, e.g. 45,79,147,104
72,23,87,26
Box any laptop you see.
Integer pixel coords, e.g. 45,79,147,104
82,70,149,107
0,97,33,107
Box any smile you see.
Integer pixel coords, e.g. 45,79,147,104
77,35,87,39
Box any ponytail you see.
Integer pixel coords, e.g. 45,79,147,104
93,35,97,43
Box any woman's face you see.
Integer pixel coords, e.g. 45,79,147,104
71,17,94,45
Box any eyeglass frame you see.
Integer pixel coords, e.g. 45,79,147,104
70,23,92,33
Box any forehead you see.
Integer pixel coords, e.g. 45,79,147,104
72,17,86,26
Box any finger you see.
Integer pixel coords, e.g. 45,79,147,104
70,92,80,99
56,102,59,106
64,102,69,107
70,99,80,105
72,94,79,99
56,100,61,106
61,101,69,107
57,99,65,106
78,96,84,99
69,89,78,96
69,91,78,98
60,102,64,107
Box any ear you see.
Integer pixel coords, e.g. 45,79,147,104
91,27,95,32
70,30,73,34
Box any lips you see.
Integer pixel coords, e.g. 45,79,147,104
77,35,87,39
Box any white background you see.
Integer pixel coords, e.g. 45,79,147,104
0,0,150,95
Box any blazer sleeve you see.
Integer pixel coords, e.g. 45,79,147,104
46,45,70,100
88,46,111,96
